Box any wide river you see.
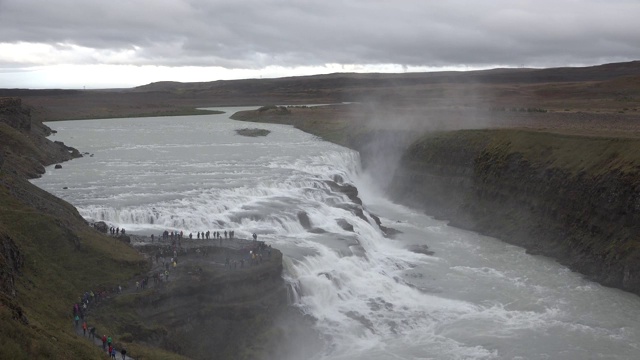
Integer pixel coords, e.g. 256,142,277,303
32,108,640,359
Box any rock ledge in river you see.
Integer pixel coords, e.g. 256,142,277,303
235,128,271,137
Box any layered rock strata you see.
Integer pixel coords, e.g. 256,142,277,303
388,129,640,295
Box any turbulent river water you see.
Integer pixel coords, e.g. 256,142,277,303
32,108,640,359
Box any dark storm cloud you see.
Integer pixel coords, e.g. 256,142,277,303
0,0,639,69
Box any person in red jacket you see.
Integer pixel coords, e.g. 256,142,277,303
102,335,107,350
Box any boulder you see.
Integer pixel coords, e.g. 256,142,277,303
93,221,109,233
407,244,434,256
117,234,131,244
336,219,354,232
297,211,312,229
325,181,362,205
54,164,62,169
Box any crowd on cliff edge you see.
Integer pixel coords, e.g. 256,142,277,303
76,226,272,357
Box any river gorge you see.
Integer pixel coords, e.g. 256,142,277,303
30,108,640,359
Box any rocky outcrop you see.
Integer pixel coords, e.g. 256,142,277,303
0,98,31,131
93,221,109,233
0,97,82,178
326,180,363,205
0,231,24,307
336,218,355,232
235,128,271,137
103,245,321,360
297,211,312,229
388,129,640,296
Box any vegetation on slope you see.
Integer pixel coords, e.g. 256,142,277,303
0,171,148,359
396,128,640,294
43,108,224,122
230,105,355,146
0,98,152,359
411,129,640,176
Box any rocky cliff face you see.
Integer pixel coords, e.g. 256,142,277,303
97,246,321,360
0,97,85,225
0,97,81,178
0,98,151,359
0,97,86,324
388,129,640,296
0,98,31,131
0,234,22,294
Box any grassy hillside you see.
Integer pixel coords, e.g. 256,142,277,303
410,129,640,176
0,99,153,359
391,128,640,294
0,171,149,359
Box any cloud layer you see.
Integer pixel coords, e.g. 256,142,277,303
2,0,639,69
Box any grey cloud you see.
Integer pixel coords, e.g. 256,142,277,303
0,0,639,69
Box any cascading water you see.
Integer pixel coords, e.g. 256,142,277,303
32,108,640,359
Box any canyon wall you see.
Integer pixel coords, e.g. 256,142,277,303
232,106,640,296
387,129,640,295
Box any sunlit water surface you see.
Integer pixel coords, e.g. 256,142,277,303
32,108,640,359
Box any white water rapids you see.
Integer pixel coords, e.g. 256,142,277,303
32,108,640,359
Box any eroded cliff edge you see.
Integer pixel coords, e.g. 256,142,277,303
388,129,640,295
94,243,322,360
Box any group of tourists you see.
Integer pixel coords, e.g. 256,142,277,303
224,242,272,270
109,226,125,236
101,334,127,359
151,229,238,245
142,245,183,286
160,230,182,241
73,289,128,359
190,229,235,240
71,225,274,359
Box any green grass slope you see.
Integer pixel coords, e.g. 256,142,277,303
395,129,640,294
0,171,148,359
0,99,150,359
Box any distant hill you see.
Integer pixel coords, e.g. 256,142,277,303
133,60,640,93
1,60,638,121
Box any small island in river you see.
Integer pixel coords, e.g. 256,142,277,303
235,128,271,137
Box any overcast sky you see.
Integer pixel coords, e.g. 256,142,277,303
1,0,639,89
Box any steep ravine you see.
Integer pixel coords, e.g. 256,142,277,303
388,129,640,296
